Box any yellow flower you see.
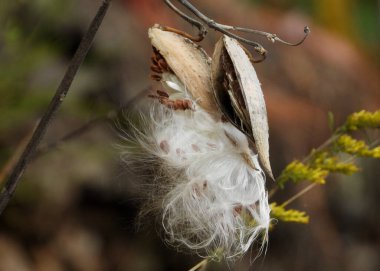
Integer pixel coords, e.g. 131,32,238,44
341,110,380,132
336,135,380,158
270,203,309,224
278,161,328,188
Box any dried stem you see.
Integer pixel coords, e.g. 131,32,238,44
164,0,309,61
33,117,104,158
33,87,150,159
301,134,341,164
164,0,207,41
188,258,208,271
280,182,318,208
0,124,37,184
0,0,112,215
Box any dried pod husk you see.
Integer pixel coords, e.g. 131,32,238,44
212,35,273,179
148,25,219,116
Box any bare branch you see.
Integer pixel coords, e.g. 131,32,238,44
164,0,207,41
164,0,310,61
33,117,103,158
188,258,208,271
0,125,36,185
0,0,112,215
33,87,150,159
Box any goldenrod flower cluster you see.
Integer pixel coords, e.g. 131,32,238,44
270,203,309,224
341,110,380,132
336,135,380,158
277,161,328,188
312,151,359,174
272,110,379,226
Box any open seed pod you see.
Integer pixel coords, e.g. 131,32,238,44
212,35,273,179
148,25,219,116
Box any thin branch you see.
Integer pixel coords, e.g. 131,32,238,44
0,0,112,215
220,25,310,46
301,134,341,164
164,0,207,41
268,186,278,199
280,182,318,208
164,0,309,61
1,88,148,183
34,117,103,158
33,87,150,159
0,124,37,184
188,258,208,271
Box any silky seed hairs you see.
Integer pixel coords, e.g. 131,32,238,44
122,25,272,260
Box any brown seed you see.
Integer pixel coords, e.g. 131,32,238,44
151,55,158,65
191,144,201,152
158,58,169,72
150,74,162,81
207,143,217,149
150,65,162,73
233,205,243,216
159,140,170,154
157,90,169,98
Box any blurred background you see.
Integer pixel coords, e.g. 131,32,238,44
0,0,379,270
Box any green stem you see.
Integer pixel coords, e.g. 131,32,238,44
188,259,208,271
278,136,380,207
280,182,318,208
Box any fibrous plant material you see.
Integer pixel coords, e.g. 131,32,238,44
122,25,272,260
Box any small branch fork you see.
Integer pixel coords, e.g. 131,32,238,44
34,87,150,159
0,0,112,215
0,87,150,185
164,0,310,62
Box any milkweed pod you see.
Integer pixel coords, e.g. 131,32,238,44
148,25,219,116
211,35,273,179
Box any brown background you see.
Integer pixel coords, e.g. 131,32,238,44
0,0,379,270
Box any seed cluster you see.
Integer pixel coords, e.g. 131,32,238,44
148,89,193,111
150,47,171,81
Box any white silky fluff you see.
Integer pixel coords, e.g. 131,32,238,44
125,74,271,259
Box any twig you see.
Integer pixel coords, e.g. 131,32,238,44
188,258,208,271
268,186,278,199
33,87,150,159
0,0,112,215
163,1,207,41
164,0,309,61
0,124,37,184
33,117,104,158
301,134,340,163
280,182,318,208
